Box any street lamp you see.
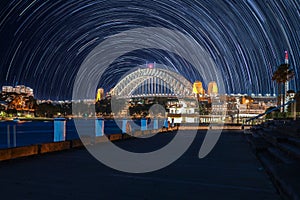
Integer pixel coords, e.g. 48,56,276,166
287,90,296,120
236,104,240,124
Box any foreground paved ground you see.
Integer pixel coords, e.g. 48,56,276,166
0,131,279,200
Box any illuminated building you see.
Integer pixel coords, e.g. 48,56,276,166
193,81,205,95
2,86,13,93
1,85,36,115
207,81,218,96
96,88,105,101
2,85,34,97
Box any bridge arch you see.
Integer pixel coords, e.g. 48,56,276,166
112,68,193,98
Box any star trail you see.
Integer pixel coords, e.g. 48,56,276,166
0,0,299,100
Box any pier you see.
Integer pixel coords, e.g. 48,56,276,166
0,129,279,199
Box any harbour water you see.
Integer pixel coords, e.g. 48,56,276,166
0,119,140,149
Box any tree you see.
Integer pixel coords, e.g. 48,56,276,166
272,63,294,112
27,96,37,110
36,102,59,118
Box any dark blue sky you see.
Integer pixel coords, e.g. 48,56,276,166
0,0,299,100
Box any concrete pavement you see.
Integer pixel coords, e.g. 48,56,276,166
0,130,279,200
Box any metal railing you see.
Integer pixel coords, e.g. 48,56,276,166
245,100,296,124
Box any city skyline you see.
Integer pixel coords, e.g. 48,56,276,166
0,0,299,100
1,1,300,198
0,79,280,102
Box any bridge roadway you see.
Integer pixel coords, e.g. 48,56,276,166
0,130,279,200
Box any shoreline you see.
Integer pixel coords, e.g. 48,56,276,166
0,117,250,127
0,126,246,162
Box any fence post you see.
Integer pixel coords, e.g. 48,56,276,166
122,118,127,134
95,118,104,137
163,119,168,128
7,125,10,148
153,118,158,130
141,118,147,131
13,124,17,147
54,118,66,142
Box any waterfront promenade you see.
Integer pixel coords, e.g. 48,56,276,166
0,130,279,200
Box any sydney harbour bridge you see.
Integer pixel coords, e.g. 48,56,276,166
111,68,194,99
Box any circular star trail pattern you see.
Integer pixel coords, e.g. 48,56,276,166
0,0,299,100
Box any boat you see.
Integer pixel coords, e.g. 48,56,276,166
12,118,25,123
13,117,20,122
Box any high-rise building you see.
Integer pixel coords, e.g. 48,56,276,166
2,86,13,93
25,87,34,97
193,81,205,95
2,85,34,97
207,81,218,96
96,88,105,101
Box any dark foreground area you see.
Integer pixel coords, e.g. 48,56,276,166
248,120,300,200
0,131,279,200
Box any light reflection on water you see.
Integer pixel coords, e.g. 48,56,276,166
0,119,119,149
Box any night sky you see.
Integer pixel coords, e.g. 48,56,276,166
0,0,299,100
